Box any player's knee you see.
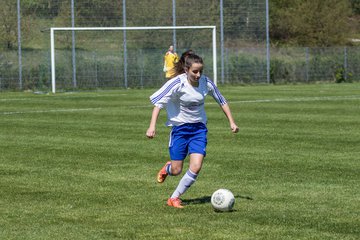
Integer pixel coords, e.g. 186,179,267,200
170,166,182,176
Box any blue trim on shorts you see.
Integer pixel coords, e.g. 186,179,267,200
168,122,208,160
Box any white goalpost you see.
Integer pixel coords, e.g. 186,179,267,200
50,26,217,93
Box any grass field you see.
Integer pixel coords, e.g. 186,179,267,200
0,83,359,239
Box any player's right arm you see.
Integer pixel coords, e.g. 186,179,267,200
147,77,181,138
146,106,161,139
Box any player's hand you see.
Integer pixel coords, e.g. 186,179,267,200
146,127,156,139
230,123,239,133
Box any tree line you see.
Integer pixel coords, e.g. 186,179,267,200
270,0,360,46
1,0,359,49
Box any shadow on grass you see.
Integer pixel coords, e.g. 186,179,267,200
182,194,253,206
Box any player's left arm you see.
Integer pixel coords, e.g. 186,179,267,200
220,103,239,133
206,76,239,133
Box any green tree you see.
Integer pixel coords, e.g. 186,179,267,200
0,0,17,49
21,0,61,17
270,0,352,46
75,0,121,26
350,0,360,14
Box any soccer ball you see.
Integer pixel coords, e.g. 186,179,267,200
211,189,235,212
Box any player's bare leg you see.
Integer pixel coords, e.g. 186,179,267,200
167,154,204,208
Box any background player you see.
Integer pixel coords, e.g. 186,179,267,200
163,45,179,80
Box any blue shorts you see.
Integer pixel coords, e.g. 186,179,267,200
169,122,208,160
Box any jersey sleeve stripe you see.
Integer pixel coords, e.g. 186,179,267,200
151,78,181,104
207,78,227,105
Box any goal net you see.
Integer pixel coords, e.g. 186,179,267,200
50,26,217,93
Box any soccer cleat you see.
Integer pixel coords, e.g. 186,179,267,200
157,161,171,183
167,197,184,209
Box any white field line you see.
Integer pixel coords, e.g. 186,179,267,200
0,94,128,102
0,108,102,115
0,98,30,102
129,95,360,108
227,95,360,104
1,95,359,114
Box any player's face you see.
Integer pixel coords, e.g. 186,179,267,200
186,63,203,86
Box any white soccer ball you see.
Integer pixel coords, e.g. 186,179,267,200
211,188,235,212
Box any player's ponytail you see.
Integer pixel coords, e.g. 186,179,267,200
173,49,196,77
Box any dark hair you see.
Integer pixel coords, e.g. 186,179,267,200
173,49,201,77
184,54,203,70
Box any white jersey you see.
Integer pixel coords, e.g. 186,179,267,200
150,73,227,126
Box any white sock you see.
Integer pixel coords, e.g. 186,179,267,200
166,163,172,176
171,169,198,199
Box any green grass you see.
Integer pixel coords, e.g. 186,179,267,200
1,83,359,239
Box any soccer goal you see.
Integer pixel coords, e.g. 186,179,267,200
50,26,217,93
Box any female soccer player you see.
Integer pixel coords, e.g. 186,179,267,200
146,51,239,208
163,45,179,80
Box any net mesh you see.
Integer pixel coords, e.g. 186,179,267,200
53,28,215,90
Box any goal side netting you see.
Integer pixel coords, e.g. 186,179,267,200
50,26,217,93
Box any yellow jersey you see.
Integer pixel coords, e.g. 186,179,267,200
163,51,179,79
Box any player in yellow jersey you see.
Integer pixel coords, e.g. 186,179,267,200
163,45,179,80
